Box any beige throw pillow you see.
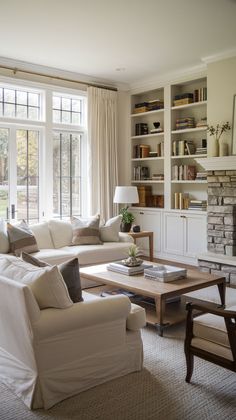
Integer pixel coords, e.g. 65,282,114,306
100,215,121,242
0,255,73,309
71,215,103,245
21,252,83,303
7,220,39,256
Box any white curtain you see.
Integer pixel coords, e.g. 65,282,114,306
87,86,119,220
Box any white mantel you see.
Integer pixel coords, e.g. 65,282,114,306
195,156,236,171
198,252,236,266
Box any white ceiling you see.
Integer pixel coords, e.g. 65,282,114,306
1,0,236,88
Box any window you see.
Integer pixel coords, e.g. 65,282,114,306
53,132,81,217
0,85,41,120
0,80,87,223
53,93,82,125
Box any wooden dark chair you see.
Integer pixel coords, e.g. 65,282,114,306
184,302,236,382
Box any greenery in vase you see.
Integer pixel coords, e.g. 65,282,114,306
207,122,231,141
120,207,135,224
128,244,140,258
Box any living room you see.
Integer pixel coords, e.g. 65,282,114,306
0,1,236,419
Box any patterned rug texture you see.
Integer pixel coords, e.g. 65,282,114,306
0,323,235,420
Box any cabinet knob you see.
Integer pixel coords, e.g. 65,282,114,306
139,212,144,215
180,215,186,218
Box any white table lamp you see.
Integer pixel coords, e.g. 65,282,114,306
113,186,139,208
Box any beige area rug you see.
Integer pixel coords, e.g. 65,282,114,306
0,323,235,420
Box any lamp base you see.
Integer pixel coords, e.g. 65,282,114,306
120,222,131,233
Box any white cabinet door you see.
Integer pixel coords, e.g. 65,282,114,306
184,213,207,257
131,209,162,255
163,212,184,256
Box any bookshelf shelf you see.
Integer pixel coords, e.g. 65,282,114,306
171,127,207,135
132,157,164,162
131,180,164,184
171,180,207,184
171,154,207,159
131,132,164,139
130,109,165,118
171,100,207,111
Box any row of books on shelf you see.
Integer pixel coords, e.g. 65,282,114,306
133,143,164,158
133,166,164,181
174,193,207,210
172,139,207,156
172,164,196,181
173,88,207,106
133,99,164,114
134,122,164,136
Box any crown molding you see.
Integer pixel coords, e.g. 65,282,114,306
202,48,236,64
0,56,130,92
128,63,207,93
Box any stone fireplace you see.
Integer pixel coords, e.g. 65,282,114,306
196,157,236,285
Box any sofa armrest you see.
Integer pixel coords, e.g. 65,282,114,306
33,295,132,340
119,232,134,243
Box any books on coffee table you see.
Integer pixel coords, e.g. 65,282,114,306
144,265,186,282
107,261,153,276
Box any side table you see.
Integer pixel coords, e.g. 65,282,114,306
128,230,154,262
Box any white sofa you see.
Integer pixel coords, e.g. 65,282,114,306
0,273,145,409
0,219,134,288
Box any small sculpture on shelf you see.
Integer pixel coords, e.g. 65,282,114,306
150,122,163,134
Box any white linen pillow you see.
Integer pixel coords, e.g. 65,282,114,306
100,215,121,242
0,219,9,253
0,255,73,309
30,222,54,249
48,219,73,248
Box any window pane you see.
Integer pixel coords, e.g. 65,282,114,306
53,137,60,217
0,103,2,117
16,91,27,105
16,105,27,119
4,103,15,118
61,111,71,124
16,130,27,178
53,109,61,123
28,107,39,120
28,93,39,106
61,178,70,216
72,99,80,112
72,135,80,177
0,88,3,101
61,97,71,111
4,89,15,103
72,178,80,215
28,177,39,220
72,112,80,125
53,96,60,109
61,135,70,176
0,128,9,219
17,183,27,220
28,131,39,177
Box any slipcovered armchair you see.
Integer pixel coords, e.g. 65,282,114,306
0,275,145,410
184,302,236,383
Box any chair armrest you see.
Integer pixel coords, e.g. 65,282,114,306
33,295,132,340
119,232,134,243
186,302,236,319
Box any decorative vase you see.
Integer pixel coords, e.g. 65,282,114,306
120,222,132,232
208,137,219,157
219,142,228,157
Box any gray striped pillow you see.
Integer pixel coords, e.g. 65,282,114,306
7,221,39,256
71,215,103,245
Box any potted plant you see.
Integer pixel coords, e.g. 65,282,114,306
207,122,231,157
120,207,135,232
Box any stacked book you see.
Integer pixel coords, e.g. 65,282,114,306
194,88,207,102
148,99,164,111
173,93,193,107
195,146,207,155
172,164,196,181
188,199,207,211
152,173,164,181
196,171,207,180
175,117,195,130
133,102,149,114
135,123,148,136
196,117,207,127
174,192,189,210
107,261,153,276
133,166,150,180
144,265,187,282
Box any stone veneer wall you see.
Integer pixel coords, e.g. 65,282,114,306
207,170,236,256
198,169,236,286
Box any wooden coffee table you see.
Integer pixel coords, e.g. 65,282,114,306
80,262,226,336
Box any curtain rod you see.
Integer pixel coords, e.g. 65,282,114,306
0,64,118,92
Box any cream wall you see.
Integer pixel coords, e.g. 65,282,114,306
207,57,236,154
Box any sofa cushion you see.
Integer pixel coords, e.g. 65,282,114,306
183,285,236,308
0,219,9,253
31,222,54,249
193,312,230,348
100,215,121,242
126,303,146,331
7,220,39,256
71,215,103,245
0,255,73,309
48,219,73,248
22,252,83,303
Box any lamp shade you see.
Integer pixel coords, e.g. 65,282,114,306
113,186,139,204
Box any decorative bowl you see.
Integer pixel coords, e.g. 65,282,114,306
122,258,143,267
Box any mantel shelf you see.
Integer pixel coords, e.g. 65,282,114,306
195,156,236,170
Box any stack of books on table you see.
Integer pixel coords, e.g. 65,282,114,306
107,261,153,276
144,265,187,282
